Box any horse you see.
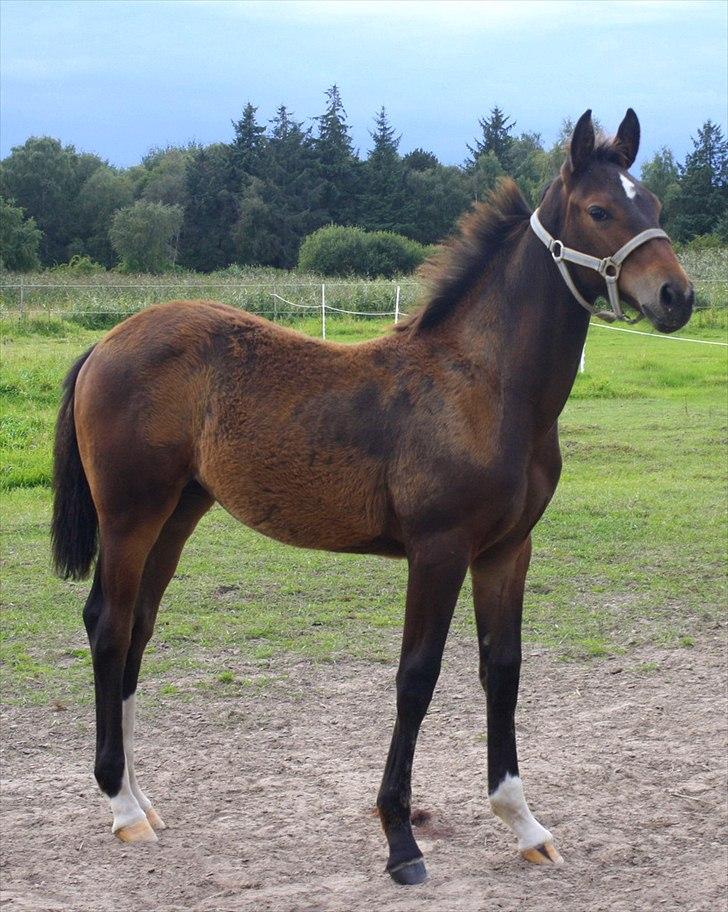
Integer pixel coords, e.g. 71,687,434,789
51,109,692,885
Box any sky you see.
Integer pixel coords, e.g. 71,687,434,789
1,0,726,172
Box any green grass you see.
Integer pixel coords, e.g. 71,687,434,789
1,311,726,705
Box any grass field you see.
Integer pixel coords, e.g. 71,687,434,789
1,308,726,706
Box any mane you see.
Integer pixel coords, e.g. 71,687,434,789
592,133,634,169
398,178,531,333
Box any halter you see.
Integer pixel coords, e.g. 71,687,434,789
530,208,669,323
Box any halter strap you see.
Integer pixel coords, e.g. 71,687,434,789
530,209,669,323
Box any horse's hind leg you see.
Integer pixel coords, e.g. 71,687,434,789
120,481,214,833
83,509,172,844
471,538,562,866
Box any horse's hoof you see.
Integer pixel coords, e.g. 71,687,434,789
521,841,563,865
388,857,428,885
145,807,166,831
115,817,158,844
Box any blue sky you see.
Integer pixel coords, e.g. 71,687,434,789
1,0,725,170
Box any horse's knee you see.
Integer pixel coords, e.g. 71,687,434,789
396,655,441,722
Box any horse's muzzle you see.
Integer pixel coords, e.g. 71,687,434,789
644,282,694,333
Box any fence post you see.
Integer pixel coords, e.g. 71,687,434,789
19,276,25,319
579,345,586,373
395,285,401,324
321,283,326,340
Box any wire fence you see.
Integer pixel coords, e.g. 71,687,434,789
1,279,726,355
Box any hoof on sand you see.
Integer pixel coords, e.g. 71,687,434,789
388,857,428,885
145,807,167,831
115,817,158,844
521,841,563,866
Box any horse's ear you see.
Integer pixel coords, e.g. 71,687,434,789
564,110,594,178
614,108,640,169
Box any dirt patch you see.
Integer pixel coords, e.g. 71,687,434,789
2,634,726,912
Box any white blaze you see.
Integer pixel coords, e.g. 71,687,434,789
489,774,552,850
620,173,637,199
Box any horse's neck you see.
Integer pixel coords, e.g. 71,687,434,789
450,224,591,436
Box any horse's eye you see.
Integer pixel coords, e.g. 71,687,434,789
588,205,609,222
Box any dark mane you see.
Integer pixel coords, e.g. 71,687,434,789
398,178,531,333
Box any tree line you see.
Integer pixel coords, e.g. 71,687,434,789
1,85,726,273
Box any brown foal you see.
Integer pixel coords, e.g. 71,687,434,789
52,110,692,884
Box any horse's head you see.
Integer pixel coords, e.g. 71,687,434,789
539,109,693,332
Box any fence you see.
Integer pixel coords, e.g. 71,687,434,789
0,280,421,339
0,279,725,361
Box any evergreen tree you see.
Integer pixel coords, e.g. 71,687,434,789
467,106,515,170
314,85,360,225
359,107,405,232
235,106,323,268
402,148,440,172
671,121,728,241
179,143,238,271
231,102,266,184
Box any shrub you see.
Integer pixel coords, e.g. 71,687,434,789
298,225,430,278
50,254,106,276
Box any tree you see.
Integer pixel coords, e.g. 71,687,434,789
109,200,183,272
508,132,550,206
400,165,471,244
0,137,81,263
467,106,515,170
359,107,405,232
670,121,728,241
234,107,322,268
179,144,238,271
0,197,41,271
402,148,440,172
468,150,506,201
77,167,134,266
230,102,266,186
314,85,360,225
139,145,196,207
641,147,681,231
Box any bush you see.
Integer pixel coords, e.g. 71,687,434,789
50,254,106,276
298,225,430,278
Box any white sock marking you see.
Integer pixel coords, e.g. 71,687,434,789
489,774,552,850
122,694,153,813
105,695,148,833
620,173,637,199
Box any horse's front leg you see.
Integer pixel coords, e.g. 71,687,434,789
377,536,469,885
471,537,563,865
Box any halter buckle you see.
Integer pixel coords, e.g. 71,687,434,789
598,257,620,281
550,239,564,262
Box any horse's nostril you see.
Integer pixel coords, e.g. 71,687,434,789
659,282,676,309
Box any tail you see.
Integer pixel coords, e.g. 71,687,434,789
51,347,98,580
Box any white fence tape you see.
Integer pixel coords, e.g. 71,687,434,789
590,323,728,346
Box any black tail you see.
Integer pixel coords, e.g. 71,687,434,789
51,347,98,580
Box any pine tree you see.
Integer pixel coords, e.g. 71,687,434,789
231,102,266,184
671,121,728,241
466,106,515,170
234,106,324,268
313,85,360,225
359,107,405,231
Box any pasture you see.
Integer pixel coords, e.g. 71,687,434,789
1,306,726,910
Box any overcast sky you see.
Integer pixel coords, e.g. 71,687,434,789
1,0,725,170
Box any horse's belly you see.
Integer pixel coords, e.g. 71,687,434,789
201,460,389,553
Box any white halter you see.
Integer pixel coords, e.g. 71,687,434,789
530,208,669,323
